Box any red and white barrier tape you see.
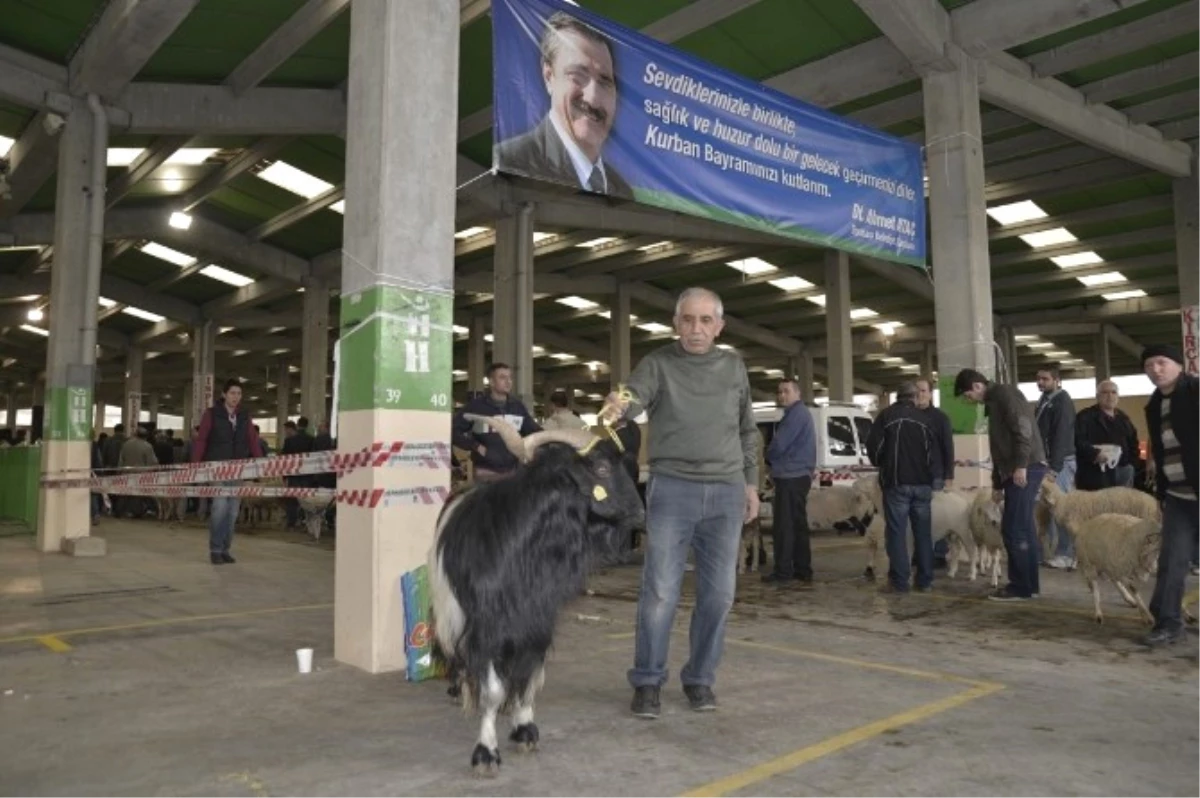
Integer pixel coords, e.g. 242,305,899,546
41,441,451,490
89,484,451,505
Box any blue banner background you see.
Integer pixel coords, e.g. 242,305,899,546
492,0,927,266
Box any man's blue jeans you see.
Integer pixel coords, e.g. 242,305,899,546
883,485,933,590
208,482,242,556
628,474,745,690
1149,496,1199,633
1050,456,1078,558
1001,466,1047,597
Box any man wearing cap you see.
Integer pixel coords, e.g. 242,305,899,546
953,368,1049,601
1140,344,1197,647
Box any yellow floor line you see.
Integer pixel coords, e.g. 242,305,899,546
35,635,72,653
723,638,988,686
0,603,333,646
679,682,1004,797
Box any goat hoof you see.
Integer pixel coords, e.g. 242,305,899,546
509,722,539,752
446,682,461,700
471,743,501,775
1094,616,1104,625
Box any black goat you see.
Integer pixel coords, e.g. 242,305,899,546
428,415,644,774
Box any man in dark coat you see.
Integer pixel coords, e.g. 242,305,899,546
451,363,542,481
1074,380,1140,491
193,379,261,565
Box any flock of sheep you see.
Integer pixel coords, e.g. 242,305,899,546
748,474,1183,627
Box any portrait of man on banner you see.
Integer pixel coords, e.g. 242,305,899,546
494,11,634,200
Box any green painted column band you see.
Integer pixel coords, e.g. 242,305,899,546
46,386,94,442
339,285,453,412
938,375,984,435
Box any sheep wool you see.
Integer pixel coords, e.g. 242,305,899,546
1072,513,1160,625
1040,482,1161,536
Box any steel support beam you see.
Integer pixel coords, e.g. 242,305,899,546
225,0,350,95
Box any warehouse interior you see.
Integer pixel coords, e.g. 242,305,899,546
0,0,1197,795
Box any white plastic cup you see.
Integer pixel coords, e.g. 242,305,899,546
296,647,313,674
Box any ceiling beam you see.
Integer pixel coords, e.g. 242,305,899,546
991,226,1174,268
1103,324,1144,359
454,272,616,295
247,185,344,241
69,0,201,100
1001,294,1178,326
987,196,1173,241
1025,1,1198,77
178,137,294,211
952,0,1154,56
105,135,191,208
851,0,953,73
0,114,61,219
979,53,1191,178
1081,53,1199,105
0,43,65,110
119,84,346,135
224,0,350,96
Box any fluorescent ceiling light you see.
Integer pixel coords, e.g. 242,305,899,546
556,295,598,310
452,369,467,377
256,161,334,199
329,200,345,214
219,327,235,334
1102,289,1147,301
1061,358,1085,364
806,294,826,307
985,200,1048,226
1076,271,1126,288
165,148,219,165
19,324,49,337
140,242,196,267
1013,334,1039,341
768,276,814,292
232,350,250,357
765,369,784,377
1025,341,1054,349
15,294,40,301
881,356,905,364
850,307,879,320
531,232,555,244
598,310,637,321
1019,227,1076,248
168,211,193,230
588,393,604,400
531,345,545,355
483,333,494,342
638,241,672,251
638,322,672,334
1045,350,1072,357
122,307,166,323
200,264,254,287
0,135,13,158
873,321,904,335
726,257,777,275
577,237,618,249
106,148,143,166
452,324,469,335
717,343,734,350
551,352,575,360
270,348,289,355
454,226,489,240
1051,251,1103,269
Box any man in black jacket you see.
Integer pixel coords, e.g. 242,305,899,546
1140,344,1198,647
1035,364,1078,569
192,379,261,565
450,363,542,481
955,368,1049,601
1074,380,1140,491
866,382,938,592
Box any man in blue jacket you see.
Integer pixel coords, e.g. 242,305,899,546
763,379,817,587
451,363,542,481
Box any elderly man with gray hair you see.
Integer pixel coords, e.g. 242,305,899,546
865,381,939,592
602,286,759,720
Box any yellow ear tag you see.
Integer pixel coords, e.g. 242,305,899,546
592,485,608,502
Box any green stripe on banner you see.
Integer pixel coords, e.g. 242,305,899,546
338,285,454,412
632,187,926,268
938,374,985,435
46,386,94,442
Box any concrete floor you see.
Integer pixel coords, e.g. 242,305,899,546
0,518,1196,797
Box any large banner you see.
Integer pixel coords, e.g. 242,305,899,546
492,0,927,267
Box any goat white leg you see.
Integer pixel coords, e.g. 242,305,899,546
509,663,545,753
1087,576,1104,625
1113,579,1139,608
1120,582,1155,626
472,662,505,775
990,549,1001,590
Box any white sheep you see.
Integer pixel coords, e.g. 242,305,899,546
1039,483,1162,559
964,489,1005,587
861,489,971,582
808,484,875,535
1072,513,1161,625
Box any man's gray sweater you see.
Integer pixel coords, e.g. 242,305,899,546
623,341,759,485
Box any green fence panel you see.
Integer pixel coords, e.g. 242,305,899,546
0,446,42,533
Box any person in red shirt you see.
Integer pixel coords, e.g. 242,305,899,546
193,378,261,565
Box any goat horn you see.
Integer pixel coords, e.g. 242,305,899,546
523,428,598,457
462,413,528,462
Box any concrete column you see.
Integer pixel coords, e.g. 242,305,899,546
275,359,292,436
1094,331,1112,382
123,346,143,430
191,321,215,431
610,282,632,390
182,381,195,435
789,353,816,400
37,102,106,554
6,393,16,429
1175,174,1199,311
919,342,936,382
924,51,994,433
336,0,458,674
301,276,330,424
467,315,486,392
93,401,103,433
824,250,853,402
147,393,160,426
31,377,45,407
492,204,535,410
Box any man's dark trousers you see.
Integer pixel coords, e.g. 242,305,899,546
1000,465,1047,597
771,476,813,580
884,484,933,591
